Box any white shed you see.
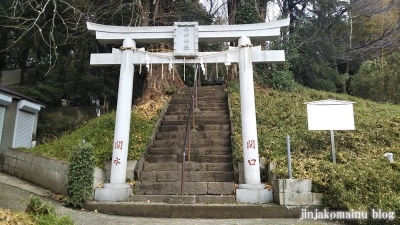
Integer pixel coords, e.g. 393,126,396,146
0,86,45,153
305,99,355,131
0,93,12,146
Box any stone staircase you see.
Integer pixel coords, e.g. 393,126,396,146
133,86,235,203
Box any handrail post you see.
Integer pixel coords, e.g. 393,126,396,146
181,151,186,195
198,66,202,87
188,131,191,162
194,68,197,129
180,66,198,195
195,70,198,109
194,67,201,114
192,101,195,129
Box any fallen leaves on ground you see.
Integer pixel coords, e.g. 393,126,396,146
0,208,35,225
133,97,168,121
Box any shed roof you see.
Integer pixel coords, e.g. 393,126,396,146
0,85,46,107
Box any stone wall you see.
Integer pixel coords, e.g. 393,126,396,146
44,106,105,127
273,179,323,206
1,148,137,196
2,148,69,195
237,161,323,206
0,67,36,86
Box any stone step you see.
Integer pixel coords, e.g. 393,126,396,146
159,124,230,132
170,97,227,104
140,171,233,182
169,101,228,108
181,86,224,91
174,93,221,98
149,147,232,156
135,182,235,195
143,162,232,172
167,106,228,113
162,115,230,122
161,119,230,126
179,87,225,92
153,138,230,148
178,89,217,94
173,93,226,99
129,195,236,204
133,85,233,198
168,102,229,111
169,102,227,108
146,155,232,163
155,131,230,140
165,110,229,116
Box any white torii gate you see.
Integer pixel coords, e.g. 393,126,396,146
87,19,290,203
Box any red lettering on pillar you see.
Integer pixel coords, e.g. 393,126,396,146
246,140,255,149
248,159,256,166
115,141,123,150
113,157,121,166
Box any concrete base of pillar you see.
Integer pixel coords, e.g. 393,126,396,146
236,184,273,204
94,183,132,202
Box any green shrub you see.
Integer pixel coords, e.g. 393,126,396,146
65,142,95,208
165,85,178,95
26,196,55,216
351,53,400,104
235,1,261,24
268,63,296,91
26,196,74,225
12,82,63,106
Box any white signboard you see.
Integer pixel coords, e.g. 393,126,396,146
306,99,355,131
173,22,198,58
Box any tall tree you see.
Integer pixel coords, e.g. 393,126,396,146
0,0,213,106
227,0,268,25
351,53,400,104
269,0,400,92
133,0,213,104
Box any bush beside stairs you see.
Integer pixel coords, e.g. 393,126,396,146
133,86,236,203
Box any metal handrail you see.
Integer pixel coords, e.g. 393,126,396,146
181,66,198,195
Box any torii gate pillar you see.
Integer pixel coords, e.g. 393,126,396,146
94,39,135,201
236,36,271,203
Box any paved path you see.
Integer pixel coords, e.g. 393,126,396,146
0,172,343,225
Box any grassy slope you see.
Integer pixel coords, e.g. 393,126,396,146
228,82,400,221
25,101,163,167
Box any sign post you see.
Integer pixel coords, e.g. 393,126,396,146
305,99,356,164
330,130,336,164
287,135,292,179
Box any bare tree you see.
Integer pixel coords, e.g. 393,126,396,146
0,0,216,105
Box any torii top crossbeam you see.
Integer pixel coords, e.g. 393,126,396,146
87,19,290,66
87,19,290,44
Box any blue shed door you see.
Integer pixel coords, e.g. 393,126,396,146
13,110,34,148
